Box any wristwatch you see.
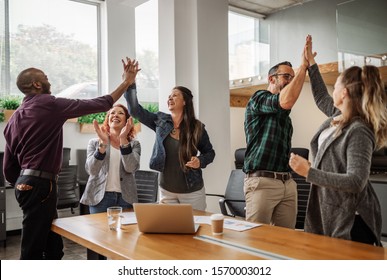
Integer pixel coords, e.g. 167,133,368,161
120,143,130,148
99,142,108,148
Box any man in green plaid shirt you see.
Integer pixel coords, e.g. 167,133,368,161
243,39,309,228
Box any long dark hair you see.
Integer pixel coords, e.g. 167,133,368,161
174,86,203,171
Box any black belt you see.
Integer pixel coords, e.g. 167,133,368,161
246,170,292,181
20,169,58,181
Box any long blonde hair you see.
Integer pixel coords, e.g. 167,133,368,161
335,65,387,149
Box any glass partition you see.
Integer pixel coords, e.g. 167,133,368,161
229,11,270,88
337,0,387,72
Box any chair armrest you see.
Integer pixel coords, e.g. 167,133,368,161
206,193,224,198
219,198,235,217
221,198,246,218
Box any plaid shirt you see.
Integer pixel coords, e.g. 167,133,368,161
243,90,293,173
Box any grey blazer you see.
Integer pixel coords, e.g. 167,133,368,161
305,64,382,246
80,138,141,206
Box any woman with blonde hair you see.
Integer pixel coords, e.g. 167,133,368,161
289,35,386,246
80,104,141,213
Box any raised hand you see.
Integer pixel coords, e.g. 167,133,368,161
304,35,317,66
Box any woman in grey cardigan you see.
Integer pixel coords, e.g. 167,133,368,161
289,35,387,246
80,104,141,213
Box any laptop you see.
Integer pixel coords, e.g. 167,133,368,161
133,203,200,234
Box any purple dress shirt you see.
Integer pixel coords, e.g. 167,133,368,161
3,93,113,184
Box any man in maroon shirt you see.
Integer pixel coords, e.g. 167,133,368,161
3,58,139,259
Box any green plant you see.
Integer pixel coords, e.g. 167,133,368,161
0,96,22,110
142,102,159,113
78,112,107,124
0,111,5,122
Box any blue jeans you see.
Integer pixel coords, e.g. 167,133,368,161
89,192,133,214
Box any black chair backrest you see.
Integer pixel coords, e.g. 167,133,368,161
135,170,159,203
222,169,246,217
289,147,311,230
0,152,5,187
295,178,311,229
371,148,387,173
62,147,71,167
234,148,246,169
76,149,89,186
290,147,309,161
57,165,79,212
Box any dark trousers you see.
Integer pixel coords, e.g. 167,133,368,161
351,215,377,245
15,175,64,260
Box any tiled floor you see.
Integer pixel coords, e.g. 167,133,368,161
0,232,87,260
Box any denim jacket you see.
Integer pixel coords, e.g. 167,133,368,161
125,84,215,190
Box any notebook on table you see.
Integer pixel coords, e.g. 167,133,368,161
133,203,200,234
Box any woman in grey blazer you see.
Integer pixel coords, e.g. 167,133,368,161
80,104,141,213
289,35,387,246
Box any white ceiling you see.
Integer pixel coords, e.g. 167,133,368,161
229,0,315,18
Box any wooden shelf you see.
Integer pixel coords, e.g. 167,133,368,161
230,62,387,108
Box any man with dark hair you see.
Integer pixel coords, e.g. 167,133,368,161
3,59,139,259
243,39,309,228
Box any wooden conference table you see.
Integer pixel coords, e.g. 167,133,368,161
51,211,387,260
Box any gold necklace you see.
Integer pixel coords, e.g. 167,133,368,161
171,127,179,135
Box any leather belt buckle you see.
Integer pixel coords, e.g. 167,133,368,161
274,172,282,181
274,172,290,181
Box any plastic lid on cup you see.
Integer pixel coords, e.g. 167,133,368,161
210,213,224,220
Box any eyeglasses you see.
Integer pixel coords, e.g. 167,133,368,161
273,73,294,81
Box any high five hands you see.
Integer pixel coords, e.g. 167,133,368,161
304,35,317,66
122,57,141,84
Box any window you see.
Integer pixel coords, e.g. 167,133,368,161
134,0,159,107
228,11,270,83
0,0,101,98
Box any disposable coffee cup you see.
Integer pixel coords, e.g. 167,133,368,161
107,206,122,231
210,214,224,235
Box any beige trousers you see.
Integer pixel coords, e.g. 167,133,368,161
244,176,297,229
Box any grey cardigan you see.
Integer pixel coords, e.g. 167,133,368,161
305,64,382,246
80,138,141,206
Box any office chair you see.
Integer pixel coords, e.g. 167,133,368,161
218,169,246,218
62,147,71,167
76,149,90,215
135,170,159,203
57,165,79,214
289,147,311,230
